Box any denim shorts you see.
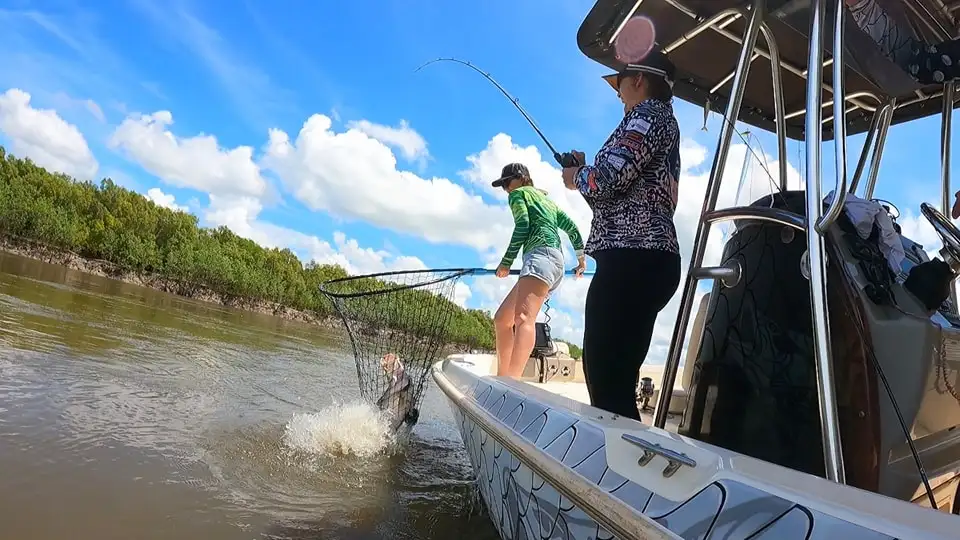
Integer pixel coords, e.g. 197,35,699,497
520,246,565,292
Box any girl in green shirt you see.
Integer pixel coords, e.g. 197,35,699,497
490,163,586,378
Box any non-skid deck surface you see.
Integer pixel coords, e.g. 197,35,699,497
528,380,682,432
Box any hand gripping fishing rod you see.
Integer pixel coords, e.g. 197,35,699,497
415,57,583,168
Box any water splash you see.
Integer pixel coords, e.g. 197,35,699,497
281,401,399,458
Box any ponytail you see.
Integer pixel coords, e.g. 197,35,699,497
519,176,549,195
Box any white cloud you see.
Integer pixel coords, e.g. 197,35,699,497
0,88,98,179
546,308,585,346
898,209,943,259
454,282,472,308
108,110,268,199
346,119,429,162
199,194,426,277
324,231,427,276
103,107,441,281
459,133,594,267
49,91,106,123
262,114,512,252
145,187,187,212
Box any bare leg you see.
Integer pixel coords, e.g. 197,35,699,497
505,276,550,378
494,284,518,376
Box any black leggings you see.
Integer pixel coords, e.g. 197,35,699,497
582,248,681,421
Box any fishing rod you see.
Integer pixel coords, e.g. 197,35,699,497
468,268,594,277
415,57,583,168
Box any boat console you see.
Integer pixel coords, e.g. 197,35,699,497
680,190,960,503
577,0,960,512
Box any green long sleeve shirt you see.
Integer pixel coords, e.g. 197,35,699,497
499,186,585,268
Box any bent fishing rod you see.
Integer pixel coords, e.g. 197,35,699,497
415,57,583,168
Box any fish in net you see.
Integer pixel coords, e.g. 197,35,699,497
319,268,474,434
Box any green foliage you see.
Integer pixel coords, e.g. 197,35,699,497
560,340,582,359
0,147,500,349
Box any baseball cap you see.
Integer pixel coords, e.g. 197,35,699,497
491,163,531,188
601,47,676,92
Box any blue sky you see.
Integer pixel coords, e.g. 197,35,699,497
0,0,954,354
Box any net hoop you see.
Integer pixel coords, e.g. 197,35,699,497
318,267,475,299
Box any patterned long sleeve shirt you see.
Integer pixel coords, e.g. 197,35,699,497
499,186,585,268
574,98,681,255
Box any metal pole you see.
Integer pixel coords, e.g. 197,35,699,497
941,81,955,214
941,81,958,310
864,100,895,200
816,0,850,234
759,22,788,192
661,0,879,114
804,0,846,484
785,91,880,120
710,53,760,94
848,105,884,195
663,9,742,54
652,0,765,428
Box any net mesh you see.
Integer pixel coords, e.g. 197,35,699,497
319,268,472,433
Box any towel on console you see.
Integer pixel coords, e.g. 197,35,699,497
823,190,905,273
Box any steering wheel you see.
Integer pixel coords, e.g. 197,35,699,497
920,202,960,266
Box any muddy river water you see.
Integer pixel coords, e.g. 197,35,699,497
0,252,498,539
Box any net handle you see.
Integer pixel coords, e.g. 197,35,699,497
467,268,595,276
318,267,595,299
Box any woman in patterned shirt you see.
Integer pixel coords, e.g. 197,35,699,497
492,163,587,378
561,48,682,422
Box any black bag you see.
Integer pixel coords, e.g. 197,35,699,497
532,322,555,357
904,259,956,312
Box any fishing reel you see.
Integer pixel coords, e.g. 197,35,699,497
637,376,655,411
555,152,584,169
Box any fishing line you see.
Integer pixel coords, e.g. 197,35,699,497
415,58,583,168
416,58,783,193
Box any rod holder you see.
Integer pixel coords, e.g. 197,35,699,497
691,259,742,289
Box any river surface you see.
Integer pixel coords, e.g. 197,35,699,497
0,252,498,540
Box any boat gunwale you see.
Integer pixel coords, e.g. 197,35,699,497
433,356,960,540
431,357,681,540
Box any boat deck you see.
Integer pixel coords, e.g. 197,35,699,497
447,352,687,431
527,380,683,431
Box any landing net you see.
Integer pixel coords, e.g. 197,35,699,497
318,268,473,433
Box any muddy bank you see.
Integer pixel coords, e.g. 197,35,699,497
0,235,341,330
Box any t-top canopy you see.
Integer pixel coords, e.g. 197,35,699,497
578,0,960,140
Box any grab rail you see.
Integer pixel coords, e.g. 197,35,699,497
703,206,806,231
815,0,850,234
432,364,681,540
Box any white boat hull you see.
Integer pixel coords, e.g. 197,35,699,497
433,355,960,540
